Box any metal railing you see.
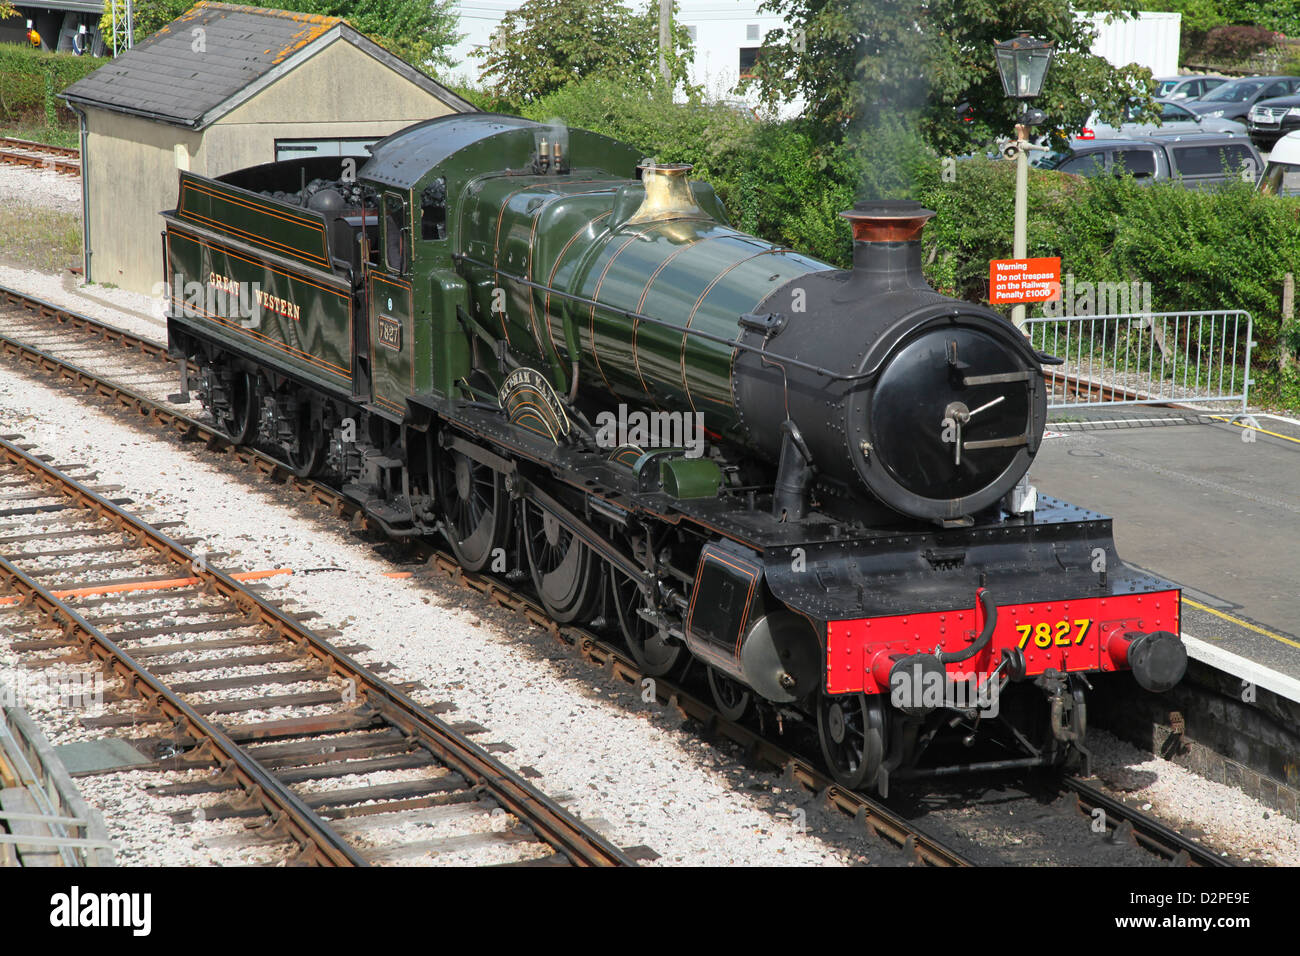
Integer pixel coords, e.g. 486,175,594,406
1023,310,1254,413
1,692,116,866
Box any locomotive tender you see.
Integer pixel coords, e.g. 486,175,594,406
163,113,1187,790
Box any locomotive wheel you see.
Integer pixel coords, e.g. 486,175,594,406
436,449,509,572
817,693,885,790
217,370,256,445
521,499,598,623
610,566,685,677
707,667,752,722
286,403,324,478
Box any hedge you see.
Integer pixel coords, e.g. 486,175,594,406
0,45,103,125
508,72,1299,407
913,158,1300,408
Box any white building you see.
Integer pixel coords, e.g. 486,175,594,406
446,3,1180,116
1083,10,1181,78
446,0,791,114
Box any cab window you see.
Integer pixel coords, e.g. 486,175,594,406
421,178,448,241
384,193,409,274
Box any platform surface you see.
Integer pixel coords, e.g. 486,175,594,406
1031,407,1300,689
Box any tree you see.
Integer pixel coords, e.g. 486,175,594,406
746,0,1156,158
473,0,695,104
98,0,462,69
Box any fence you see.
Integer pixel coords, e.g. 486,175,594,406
1022,310,1254,413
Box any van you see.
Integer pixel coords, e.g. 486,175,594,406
1033,132,1262,188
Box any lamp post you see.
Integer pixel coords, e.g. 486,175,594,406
993,33,1055,331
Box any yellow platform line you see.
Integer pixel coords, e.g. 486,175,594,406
1183,596,1300,650
1209,415,1300,446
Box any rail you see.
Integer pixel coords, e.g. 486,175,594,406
0,435,634,867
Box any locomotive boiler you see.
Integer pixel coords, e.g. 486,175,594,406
162,112,1187,791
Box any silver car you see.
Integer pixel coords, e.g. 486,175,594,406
1155,75,1227,101
1082,98,1247,139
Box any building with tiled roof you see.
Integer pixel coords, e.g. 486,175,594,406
60,2,474,292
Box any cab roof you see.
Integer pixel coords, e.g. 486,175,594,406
360,113,543,189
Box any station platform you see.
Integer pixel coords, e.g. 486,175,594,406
1031,406,1300,697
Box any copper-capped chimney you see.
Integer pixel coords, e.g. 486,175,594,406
837,199,937,295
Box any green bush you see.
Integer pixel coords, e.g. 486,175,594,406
725,122,858,266
521,73,754,190
506,72,1300,407
449,84,524,115
0,45,102,125
915,158,1300,408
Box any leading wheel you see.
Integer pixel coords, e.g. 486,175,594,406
521,499,598,623
436,448,510,572
708,667,752,722
610,566,684,677
818,692,885,790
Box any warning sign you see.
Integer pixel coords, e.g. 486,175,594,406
988,257,1061,305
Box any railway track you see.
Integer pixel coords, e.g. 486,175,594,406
0,434,637,866
0,137,80,177
0,284,1241,867
1060,775,1231,867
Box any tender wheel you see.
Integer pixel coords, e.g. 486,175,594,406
286,402,324,478
818,692,885,790
707,667,751,722
610,566,684,677
521,499,598,623
217,369,256,445
436,448,509,572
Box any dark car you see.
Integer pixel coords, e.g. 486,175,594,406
1247,93,1300,149
1033,133,1263,188
1182,76,1300,122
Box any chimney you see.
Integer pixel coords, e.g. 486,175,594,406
837,199,937,295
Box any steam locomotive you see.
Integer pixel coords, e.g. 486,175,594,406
163,113,1186,791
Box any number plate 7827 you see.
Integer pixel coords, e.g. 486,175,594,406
1016,619,1092,650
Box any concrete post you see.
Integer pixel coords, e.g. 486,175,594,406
1012,122,1029,332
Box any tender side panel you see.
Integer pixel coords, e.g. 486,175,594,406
165,224,353,395
175,171,333,272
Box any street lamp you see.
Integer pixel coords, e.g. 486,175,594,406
994,34,1055,100
993,34,1055,331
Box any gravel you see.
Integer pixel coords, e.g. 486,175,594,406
0,261,168,345
1087,728,1300,865
0,354,866,866
0,160,80,215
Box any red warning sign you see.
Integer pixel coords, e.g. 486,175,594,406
988,257,1061,305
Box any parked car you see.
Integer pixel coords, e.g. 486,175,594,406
1259,130,1300,195
1181,76,1300,122
1081,98,1247,139
1247,92,1300,149
1156,75,1228,101
1033,132,1263,189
